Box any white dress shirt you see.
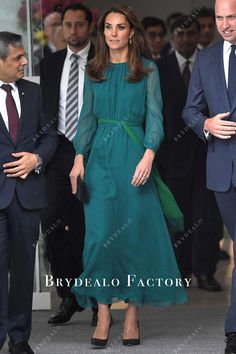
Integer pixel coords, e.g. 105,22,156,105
58,42,91,135
0,80,21,130
175,49,198,74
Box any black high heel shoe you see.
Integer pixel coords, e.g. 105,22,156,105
122,320,140,346
91,317,112,347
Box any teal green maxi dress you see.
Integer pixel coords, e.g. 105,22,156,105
72,58,187,308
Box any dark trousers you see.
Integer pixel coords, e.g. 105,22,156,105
0,195,39,349
165,165,221,278
215,186,236,334
41,136,85,299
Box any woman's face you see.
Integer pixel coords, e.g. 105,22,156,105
103,12,134,51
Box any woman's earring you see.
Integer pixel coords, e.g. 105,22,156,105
129,36,133,45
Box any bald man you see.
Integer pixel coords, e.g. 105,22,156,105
183,0,236,352
43,11,62,56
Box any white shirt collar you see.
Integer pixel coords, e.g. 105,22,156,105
66,41,91,61
223,40,236,54
175,49,198,67
0,80,17,91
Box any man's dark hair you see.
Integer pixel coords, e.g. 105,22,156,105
171,15,200,34
62,3,93,25
0,32,22,60
141,17,167,35
166,12,184,28
193,6,215,20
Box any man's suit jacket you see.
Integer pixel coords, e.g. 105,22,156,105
183,41,236,192
40,44,95,126
157,52,205,178
0,79,57,209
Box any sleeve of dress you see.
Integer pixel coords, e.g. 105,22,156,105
143,61,164,153
73,73,98,156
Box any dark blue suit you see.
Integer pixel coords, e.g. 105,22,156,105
0,79,57,348
183,41,236,334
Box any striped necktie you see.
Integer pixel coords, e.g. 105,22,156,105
65,53,79,141
228,44,236,107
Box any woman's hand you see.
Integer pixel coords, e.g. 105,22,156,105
69,154,84,194
131,149,155,187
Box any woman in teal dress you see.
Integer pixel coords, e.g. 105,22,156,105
70,3,187,347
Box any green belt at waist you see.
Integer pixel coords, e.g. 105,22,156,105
98,118,142,146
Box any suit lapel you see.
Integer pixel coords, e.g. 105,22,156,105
171,53,186,96
0,112,12,142
213,42,231,112
88,43,95,61
53,49,67,106
15,79,27,142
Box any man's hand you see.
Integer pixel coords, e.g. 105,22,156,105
204,112,236,139
3,152,38,179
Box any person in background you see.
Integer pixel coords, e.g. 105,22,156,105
193,7,216,49
40,3,97,327
43,11,62,56
0,31,57,354
33,11,62,74
164,11,184,54
54,26,66,50
157,15,222,292
141,16,168,60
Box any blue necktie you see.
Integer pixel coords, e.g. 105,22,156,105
228,44,236,107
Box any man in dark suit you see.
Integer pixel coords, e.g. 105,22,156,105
157,15,222,291
183,0,236,352
0,32,57,354
40,3,97,326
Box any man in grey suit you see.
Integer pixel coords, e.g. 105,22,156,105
183,0,236,352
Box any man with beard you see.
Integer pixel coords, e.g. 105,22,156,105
40,3,97,326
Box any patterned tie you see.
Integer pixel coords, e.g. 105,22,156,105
182,60,191,90
228,44,236,107
65,53,79,141
1,84,20,143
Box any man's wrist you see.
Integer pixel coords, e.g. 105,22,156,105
204,118,210,132
34,154,43,174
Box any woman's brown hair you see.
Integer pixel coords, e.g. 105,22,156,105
87,3,152,82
